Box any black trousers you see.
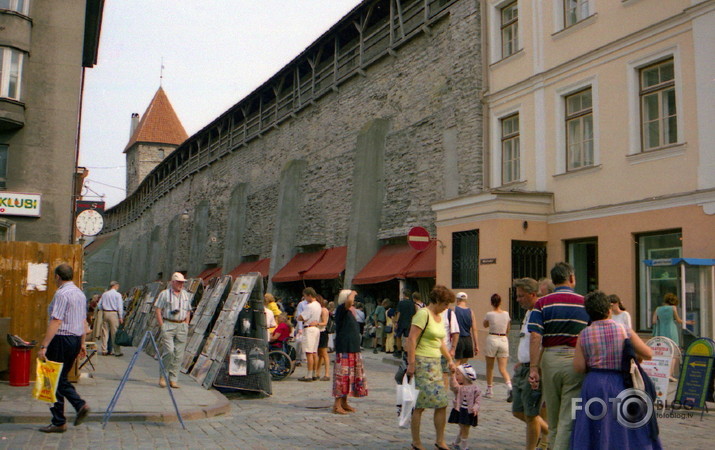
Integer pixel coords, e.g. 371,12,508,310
45,335,86,426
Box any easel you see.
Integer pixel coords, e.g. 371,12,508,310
101,330,186,429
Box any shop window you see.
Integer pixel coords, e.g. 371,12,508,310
452,229,479,289
565,88,593,170
563,0,589,27
0,0,29,15
0,144,7,189
0,47,23,101
636,230,682,331
501,1,518,58
501,113,520,184
640,58,676,151
566,238,598,295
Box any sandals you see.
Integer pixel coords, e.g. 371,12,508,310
320,376,330,381
297,376,314,382
332,406,348,415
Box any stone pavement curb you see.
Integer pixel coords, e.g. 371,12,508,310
0,389,231,424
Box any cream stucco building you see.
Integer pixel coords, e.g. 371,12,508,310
434,0,715,342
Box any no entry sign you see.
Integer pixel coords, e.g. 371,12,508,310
408,226,431,251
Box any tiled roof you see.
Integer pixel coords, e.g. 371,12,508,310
123,87,188,153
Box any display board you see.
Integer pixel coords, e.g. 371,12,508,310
642,337,679,403
676,338,715,408
181,275,231,373
190,273,265,390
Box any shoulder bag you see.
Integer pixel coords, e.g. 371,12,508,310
395,312,429,384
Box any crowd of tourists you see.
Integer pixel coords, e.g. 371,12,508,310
264,260,666,450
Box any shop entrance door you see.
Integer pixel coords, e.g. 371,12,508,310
511,241,548,323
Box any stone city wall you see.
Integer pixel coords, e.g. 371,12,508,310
90,0,484,290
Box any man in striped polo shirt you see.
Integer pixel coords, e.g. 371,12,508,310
37,264,91,433
528,262,589,450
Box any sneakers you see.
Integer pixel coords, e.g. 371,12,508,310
484,386,493,398
39,424,67,433
506,388,513,403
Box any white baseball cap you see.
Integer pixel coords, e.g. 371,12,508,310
171,272,186,282
456,292,468,300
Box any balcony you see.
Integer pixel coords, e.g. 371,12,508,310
0,98,24,130
0,9,31,53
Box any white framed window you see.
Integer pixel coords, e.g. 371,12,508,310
565,88,593,170
490,105,521,187
501,114,520,183
563,0,589,27
0,144,6,189
489,0,522,64
501,1,518,58
626,47,684,157
0,47,23,101
640,59,676,151
554,76,599,175
0,0,29,15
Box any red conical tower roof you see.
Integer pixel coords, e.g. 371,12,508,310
123,87,188,153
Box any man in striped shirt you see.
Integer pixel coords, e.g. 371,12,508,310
37,264,91,433
528,262,589,450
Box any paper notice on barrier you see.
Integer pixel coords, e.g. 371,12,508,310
26,263,48,291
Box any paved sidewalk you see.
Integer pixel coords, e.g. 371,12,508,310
0,349,230,425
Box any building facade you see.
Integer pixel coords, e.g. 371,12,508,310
435,0,715,338
85,0,484,301
0,0,103,243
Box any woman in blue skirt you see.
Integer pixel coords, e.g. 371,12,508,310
571,291,662,449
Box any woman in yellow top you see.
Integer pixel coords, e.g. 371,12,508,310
406,285,457,450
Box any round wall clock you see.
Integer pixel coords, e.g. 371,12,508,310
75,209,104,236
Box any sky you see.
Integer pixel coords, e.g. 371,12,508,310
79,0,363,208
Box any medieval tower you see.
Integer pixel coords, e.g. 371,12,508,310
124,87,188,194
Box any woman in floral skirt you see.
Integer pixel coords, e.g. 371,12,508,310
331,289,367,414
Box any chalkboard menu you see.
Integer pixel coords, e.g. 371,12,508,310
676,338,715,408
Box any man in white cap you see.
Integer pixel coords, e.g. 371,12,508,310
155,272,192,388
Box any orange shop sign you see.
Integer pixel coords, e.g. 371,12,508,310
0,192,41,217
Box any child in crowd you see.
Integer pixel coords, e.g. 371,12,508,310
448,363,481,450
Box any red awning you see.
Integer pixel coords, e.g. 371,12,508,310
302,246,347,280
403,241,437,278
272,250,327,283
251,258,271,277
352,244,417,285
228,258,271,279
197,267,222,282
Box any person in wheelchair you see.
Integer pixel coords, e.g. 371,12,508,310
269,313,292,351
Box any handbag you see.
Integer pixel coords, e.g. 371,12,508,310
396,374,420,428
621,337,660,439
394,313,429,383
384,325,393,334
325,314,336,334
114,326,134,347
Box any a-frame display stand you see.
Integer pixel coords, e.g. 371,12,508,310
102,330,186,430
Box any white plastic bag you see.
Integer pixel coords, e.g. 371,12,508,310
396,374,419,428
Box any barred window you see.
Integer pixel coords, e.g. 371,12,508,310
565,88,593,170
640,59,676,151
452,229,479,289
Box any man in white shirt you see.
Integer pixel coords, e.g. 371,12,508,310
512,278,549,450
98,281,124,356
155,272,192,388
296,287,322,381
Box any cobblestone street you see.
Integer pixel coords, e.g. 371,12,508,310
0,351,713,449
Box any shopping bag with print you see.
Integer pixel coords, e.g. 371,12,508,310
33,358,63,403
396,374,419,428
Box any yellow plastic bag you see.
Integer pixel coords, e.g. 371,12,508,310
33,358,63,403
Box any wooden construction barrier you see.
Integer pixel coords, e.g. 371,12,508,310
0,241,83,379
